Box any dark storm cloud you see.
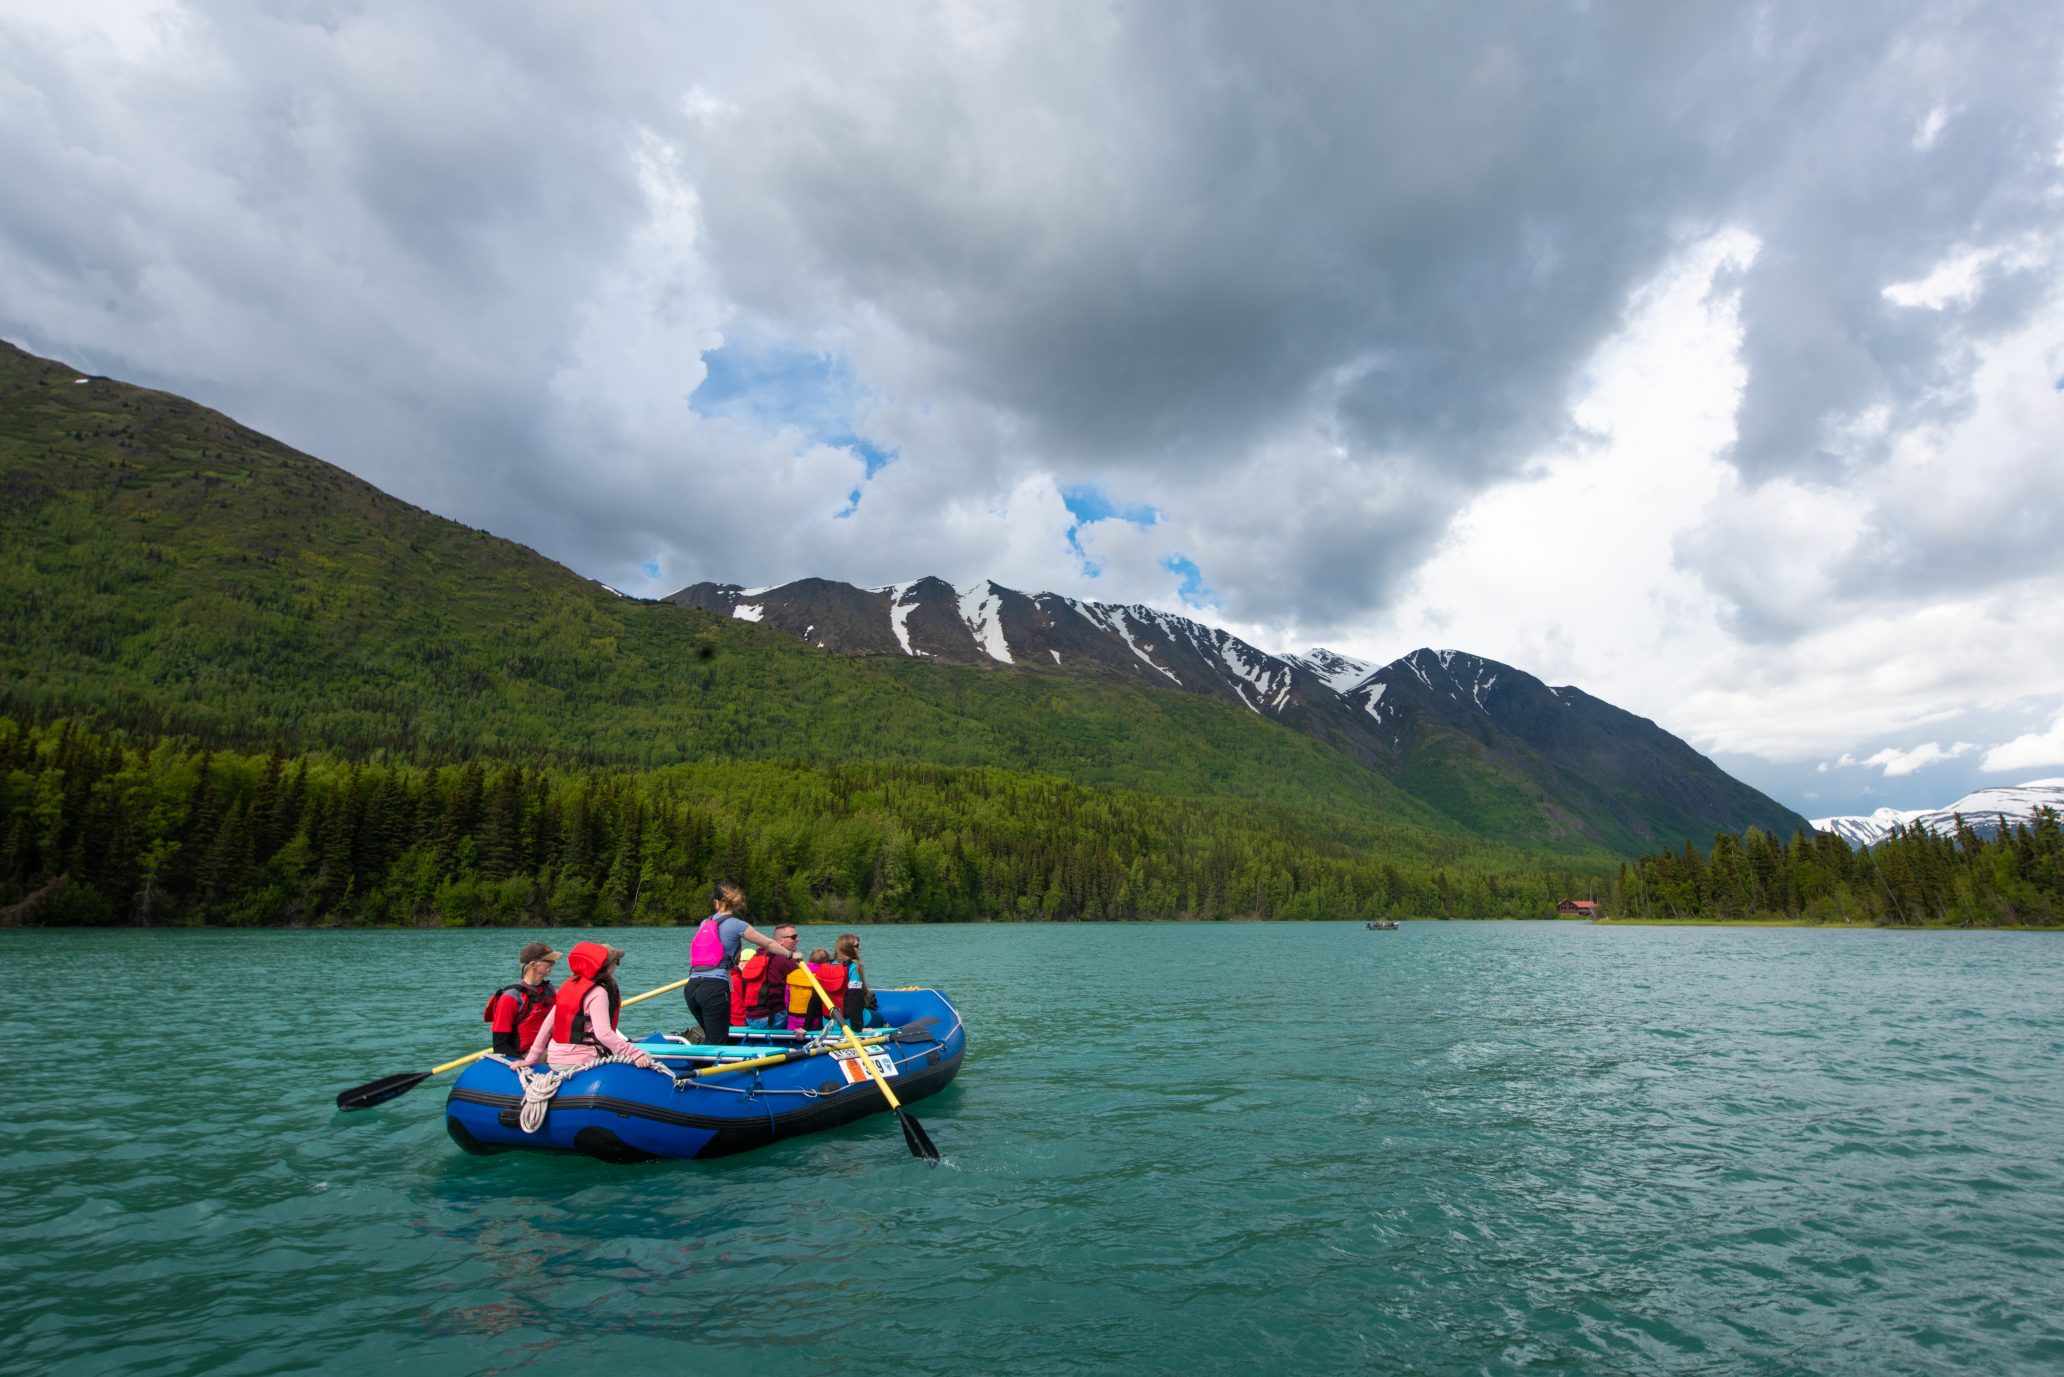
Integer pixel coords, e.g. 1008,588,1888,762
670,1,2064,625
0,3,684,569
1723,5,2064,482
0,1,2059,631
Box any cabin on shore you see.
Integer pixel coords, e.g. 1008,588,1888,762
1556,899,1600,917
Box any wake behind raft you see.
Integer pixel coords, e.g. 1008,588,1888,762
444,988,965,1163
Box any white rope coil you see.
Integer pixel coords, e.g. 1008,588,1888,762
513,1053,666,1133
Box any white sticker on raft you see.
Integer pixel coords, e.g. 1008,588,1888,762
833,1048,901,1082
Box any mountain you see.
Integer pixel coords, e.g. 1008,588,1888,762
0,336,1797,871
1812,780,2064,848
674,578,1811,851
0,340,1452,838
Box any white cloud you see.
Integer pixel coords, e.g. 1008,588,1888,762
1984,707,2064,773
1852,741,1977,776
1,1,2061,821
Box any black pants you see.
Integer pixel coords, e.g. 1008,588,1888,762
686,978,732,1045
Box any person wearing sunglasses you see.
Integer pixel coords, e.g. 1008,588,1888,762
521,942,655,1071
486,941,559,1057
738,923,800,1030
834,933,875,1028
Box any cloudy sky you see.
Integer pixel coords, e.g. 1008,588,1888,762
5,1,2062,818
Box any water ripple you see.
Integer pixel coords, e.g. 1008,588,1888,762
1,924,2060,1375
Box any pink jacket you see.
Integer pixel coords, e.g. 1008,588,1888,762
520,985,648,1068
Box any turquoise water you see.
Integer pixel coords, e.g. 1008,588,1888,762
3,922,2061,1376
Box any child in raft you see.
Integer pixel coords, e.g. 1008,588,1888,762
784,947,849,1032
520,941,656,1070
834,932,874,1028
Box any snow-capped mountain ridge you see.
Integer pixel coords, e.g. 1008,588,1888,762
1812,780,2064,848
667,573,1808,853
679,577,1595,728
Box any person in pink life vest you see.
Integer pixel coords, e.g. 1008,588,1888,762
520,941,655,1070
685,882,799,1045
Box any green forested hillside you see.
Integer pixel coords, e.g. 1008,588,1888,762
0,342,1455,829
0,341,1622,924
0,718,1602,927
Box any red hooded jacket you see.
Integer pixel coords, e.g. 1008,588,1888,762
549,941,622,1046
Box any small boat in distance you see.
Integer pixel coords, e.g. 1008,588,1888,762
1366,919,1400,930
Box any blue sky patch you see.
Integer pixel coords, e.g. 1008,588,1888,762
1061,483,1158,577
1159,554,1216,608
640,559,661,580
694,343,897,517
1062,484,1159,528
828,432,897,478
692,344,855,433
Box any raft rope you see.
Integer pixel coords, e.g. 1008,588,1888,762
513,1053,670,1133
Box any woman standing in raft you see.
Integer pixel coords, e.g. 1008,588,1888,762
686,883,798,1045
520,942,656,1071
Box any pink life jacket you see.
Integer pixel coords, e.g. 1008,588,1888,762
689,914,729,970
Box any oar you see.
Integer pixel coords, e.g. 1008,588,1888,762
335,975,694,1110
685,1035,888,1079
797,964,940,1163
643,1032,895,1065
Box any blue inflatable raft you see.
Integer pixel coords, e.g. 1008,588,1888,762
444,988,965,1162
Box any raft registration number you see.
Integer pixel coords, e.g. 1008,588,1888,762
832,1047,900,1084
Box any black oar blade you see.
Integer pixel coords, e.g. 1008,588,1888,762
898,1108,941,1163
336,1070,431,1111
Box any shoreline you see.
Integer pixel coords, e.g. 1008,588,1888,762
3,916,2059,933
1590,917,2062,932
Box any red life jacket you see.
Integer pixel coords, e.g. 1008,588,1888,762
786,963,847,1017
755,951,798,1015
550,941,622,1046
733,951,769,1027
484,981,556,1045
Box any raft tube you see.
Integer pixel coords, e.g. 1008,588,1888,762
444,988,965,1163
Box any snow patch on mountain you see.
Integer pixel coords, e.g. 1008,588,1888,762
1221,640,1288,710
1359,682,1388,721
732,603,764,622
882,581,928,657
1813,779,2064,848
957,580,1012,664
1094,605,1181,685
1289,648,1376,694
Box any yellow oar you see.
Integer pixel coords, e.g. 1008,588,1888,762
797,965,940,1162
335,975,694,1110
683,1031,893,1079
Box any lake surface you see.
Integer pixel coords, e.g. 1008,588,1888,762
3,922,2061,1376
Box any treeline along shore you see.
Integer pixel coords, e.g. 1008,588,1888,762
1612,818,2064,927
0,717,1608,927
